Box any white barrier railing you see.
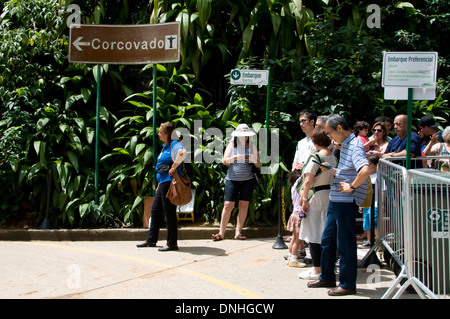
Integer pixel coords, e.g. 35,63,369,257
377,157,450,299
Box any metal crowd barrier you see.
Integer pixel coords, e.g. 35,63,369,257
376,157,450,299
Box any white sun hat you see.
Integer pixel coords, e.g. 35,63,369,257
231,123,256,137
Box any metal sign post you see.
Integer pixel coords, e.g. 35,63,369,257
69,23,180,203
95,65,101,203
230,68,286,249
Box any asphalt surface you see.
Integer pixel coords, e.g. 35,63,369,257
0,226,408,301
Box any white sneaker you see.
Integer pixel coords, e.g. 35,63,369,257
358,241,371,249
298,269,320,280
288,260,306,268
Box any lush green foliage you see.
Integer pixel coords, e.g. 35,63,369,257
1,0,449,228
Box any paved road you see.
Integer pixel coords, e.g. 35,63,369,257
0,238,405,301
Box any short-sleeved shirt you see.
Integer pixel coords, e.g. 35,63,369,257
156,140,185,184
385,132,423,168
291,177,302,213
330,133,369,206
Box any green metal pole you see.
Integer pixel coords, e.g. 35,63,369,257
406,88,413,170
265,67,271,164
95,65,101,204
151,1,158,196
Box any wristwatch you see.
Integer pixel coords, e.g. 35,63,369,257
349,183,356,190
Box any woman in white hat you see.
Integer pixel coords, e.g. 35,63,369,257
212,124,261,241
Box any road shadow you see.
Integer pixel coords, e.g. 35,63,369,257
177,245,228,256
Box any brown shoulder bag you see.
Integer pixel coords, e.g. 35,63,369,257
166,143,192,206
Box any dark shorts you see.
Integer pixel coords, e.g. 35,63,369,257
224,178,256,202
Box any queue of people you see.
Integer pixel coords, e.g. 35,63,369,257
136,112,449,297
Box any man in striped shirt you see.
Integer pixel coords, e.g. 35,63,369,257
307,114,371,296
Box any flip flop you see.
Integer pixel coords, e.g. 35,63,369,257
211,233,223,241
233,234,246,240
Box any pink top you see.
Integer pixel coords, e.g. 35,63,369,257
357,135,370,152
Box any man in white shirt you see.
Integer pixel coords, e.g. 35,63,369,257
290,110,316,263
292,110,317,171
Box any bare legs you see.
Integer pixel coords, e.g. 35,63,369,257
217,200,249,238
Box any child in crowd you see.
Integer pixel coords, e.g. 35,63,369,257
354,121,371,152
359,154,380,248
286,170,306,268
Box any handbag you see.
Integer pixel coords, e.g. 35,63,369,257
166,142,192,206
359,177,373,208
166,170,192,206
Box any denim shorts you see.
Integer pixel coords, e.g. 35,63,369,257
224,178,256,202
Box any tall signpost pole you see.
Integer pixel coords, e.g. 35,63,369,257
152,65,157,196
151,4,158,196
95,65,101,204
406,88,414,170
266,67,271,157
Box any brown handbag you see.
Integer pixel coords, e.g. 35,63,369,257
166,143,192,206
166,169,192,206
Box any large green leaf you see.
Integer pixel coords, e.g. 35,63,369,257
197,0,211,30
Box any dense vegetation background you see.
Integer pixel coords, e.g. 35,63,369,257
1,0,449,228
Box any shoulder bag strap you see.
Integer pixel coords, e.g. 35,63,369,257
169,141,187,174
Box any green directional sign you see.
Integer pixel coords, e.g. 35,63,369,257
230,69,269,86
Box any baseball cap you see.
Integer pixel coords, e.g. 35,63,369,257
419,115,439,128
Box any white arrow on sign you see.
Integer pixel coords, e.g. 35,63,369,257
73,37,91,51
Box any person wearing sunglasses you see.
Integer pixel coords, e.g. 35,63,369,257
292,110,317,172
366,122,389,154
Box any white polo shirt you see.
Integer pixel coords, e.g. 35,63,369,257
293,137,315,167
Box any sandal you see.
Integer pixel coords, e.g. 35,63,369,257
233,234,246,240
211,233,223,241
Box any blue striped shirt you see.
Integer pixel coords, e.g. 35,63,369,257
330,133,369,205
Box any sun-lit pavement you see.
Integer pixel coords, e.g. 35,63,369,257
0,238,405,300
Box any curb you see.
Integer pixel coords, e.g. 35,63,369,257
0,226,282,242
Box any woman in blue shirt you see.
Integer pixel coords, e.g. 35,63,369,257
137,122,187,251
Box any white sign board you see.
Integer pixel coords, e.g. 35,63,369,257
384,87,436,100
382,52,438,88
230,69,269,86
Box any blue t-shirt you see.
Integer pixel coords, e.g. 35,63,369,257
385,133,423,168
156,140,185,184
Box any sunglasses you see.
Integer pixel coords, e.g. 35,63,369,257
373,129,384,133
299,119,309,123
